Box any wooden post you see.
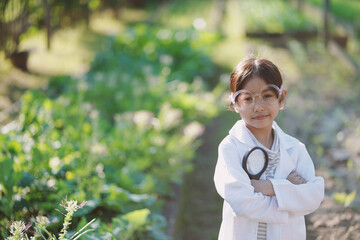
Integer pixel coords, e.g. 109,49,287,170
42,0,51,50
323,0,330,47
85,1,90,29
297,0,303,12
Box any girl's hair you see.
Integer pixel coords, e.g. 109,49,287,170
229,58,283,111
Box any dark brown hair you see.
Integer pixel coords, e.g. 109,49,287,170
229,58,283,111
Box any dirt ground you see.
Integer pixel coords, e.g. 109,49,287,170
307,196,360,240
306,167,360,240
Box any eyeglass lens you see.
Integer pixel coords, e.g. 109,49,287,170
237,85,280,108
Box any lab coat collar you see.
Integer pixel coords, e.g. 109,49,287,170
229,120,299,150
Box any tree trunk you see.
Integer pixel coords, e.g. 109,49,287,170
210,0,227,32
10,50,29,72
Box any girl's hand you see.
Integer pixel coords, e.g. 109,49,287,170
287,171,307,185
251,180,275,196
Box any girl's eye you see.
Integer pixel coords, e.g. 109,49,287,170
243,97,252,102
239,93,252,103
262,89,278,99
263,94,275,99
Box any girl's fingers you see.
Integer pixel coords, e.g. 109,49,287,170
287,171,307,185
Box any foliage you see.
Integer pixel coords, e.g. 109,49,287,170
240,0,316,34
305,0,360,26
84,24,219,120
0,24,220,238
0,0,29,55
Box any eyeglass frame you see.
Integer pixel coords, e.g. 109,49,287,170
230,84,283,109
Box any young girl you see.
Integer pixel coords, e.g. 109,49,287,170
214,58,324,240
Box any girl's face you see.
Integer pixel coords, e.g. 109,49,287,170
235,76,286,133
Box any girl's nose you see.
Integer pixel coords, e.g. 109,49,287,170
253,97,264,112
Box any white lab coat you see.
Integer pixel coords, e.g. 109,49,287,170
214,120,324,240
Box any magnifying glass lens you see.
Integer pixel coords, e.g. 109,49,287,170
247,149,267,175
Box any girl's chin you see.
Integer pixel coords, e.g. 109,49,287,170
244,120,273,130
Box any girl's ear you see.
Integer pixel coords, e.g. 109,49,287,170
279,90,287,110
234,105,240,113
281,90,287,101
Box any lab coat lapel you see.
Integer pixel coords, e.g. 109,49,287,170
229,120,299,178
228,120,254,147
275,144,296,178
273,122,298,179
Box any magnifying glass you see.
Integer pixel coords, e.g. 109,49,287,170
242,146,269,180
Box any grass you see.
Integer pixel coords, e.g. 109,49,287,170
1,8,148,78
19,28,97,76
0,25,105,124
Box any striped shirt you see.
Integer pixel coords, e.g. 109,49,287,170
246,127,281,240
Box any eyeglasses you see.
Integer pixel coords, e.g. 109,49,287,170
230,84,283,110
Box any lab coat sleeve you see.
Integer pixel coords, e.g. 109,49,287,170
214,137,289,224
270,143,324,216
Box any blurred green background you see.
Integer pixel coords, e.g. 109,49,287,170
1,0,360,239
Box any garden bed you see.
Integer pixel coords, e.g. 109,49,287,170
240,0,318,41
293,0,360,71
304,0,360,31
246,29,318,42
0,24,222,239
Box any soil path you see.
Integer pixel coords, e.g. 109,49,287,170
175,113,238,240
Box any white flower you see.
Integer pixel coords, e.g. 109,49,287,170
90,143,107,155
159,54,173,65
36,216,50,227
49,156,63,174
193,18,207,30
183,121,205,141
133,110,154,130
157,29,172,40
158,103,183,130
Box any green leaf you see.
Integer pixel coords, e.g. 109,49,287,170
333,191,356,207
7,140,22,154
122,208,151,227
18,171,34,187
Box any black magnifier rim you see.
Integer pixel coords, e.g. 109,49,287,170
242,146,269,180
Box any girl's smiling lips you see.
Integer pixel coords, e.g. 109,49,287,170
253,115,269,120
